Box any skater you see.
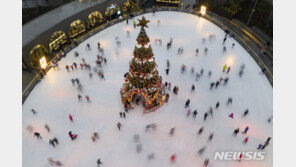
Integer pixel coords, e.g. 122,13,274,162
68,131,78,140
215,102,220,109
170,154,176,164
86,95,91,103
49,139,55,147
31,109,37,115
200,68,204,76
168,82,171,91
229,113,234,118
136,143,142,153
53,137,59,145
195,73,200,81
91,132,99,142
223,37,227,44
119,112,123,118
86,43,91,50
227,97,233,105
198,127,204,135
198,146,206,155
257,144,263,149
117,122,122,131
239,70,244,77
243,126,249,134
215,81,220,88
204,112,208,121
44,124,50,133
226,66,231,74
223,64,227,72
173,86,178,95
34,132,42,139
69,114,73,122
242,109,249,117
89,72,93,79
204,158,209,167
166,59,170,68
195,48,199,56
148,153,155,160
232,43,235,48
268,116,273,123
210,82,215,90
208,133,214,142
223,46,226,52
192,110,198,119
165,68,169,75
233,128,239,136
259,68,266,75
169,127,175,136
243,137,249,144
204,47,208,55
185,99,190,108
65,65,70,72
191,67,195,74
238,153,243,162
78,94,82,102
186,109,191,117
209,107,213,118
208,71,212,77
122,112,126,119
224,77,229,85
181,64,187,73
97,158,103,167
191,84,195,92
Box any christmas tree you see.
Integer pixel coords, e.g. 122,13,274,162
120,16,168,113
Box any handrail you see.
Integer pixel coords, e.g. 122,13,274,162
22,7,273,104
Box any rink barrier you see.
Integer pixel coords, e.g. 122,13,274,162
22,7,273,104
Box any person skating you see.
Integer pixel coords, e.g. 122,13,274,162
53,137,59,145
192,110,198,119
227,97,233,105
44,124,50,133
166,59,170,68
239,70,244,77
204,47,208,55
78,94,82,102
229,113,234,118
223,65,227,72
165,68,169,75
97,158,103,166
195,48,199,56
200,68,204,76
215,102,220,109
243,137,249,144
198,146,206,156
31,109,37,115
119,112,123,118
170,154,176,164
91,132,99,142
259,68,266,75
191,84,195,92
68,131,78,140
208,71,212,77
215,81,220,88
208,133,214,142
49,139,55,147
204,112,208,121
117,122,122,131
224,77,229,85
257,144,263,149
242,126,249,134
86,43,91,51
169,127,175,136
186,109,191,117
209,107,213,118
223,37,227,44
203,158,209,167
226,66,231,74
242,109,249,117
198,127,204,135
168,82,171,91
65,65,70,72
185,99,190,108
223,46,227,53
86,95,91,103
195,73,200,81
233,128,239,136
122,112,126,119
69,114,74,122
232,43,235,48
210,82,215,90
34,132,42,139
268,116,273,123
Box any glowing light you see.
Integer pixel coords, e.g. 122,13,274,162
200,6,207,15
40,57,47,69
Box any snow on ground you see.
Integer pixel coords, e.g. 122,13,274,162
22,11,273,167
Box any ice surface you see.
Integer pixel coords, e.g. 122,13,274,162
23,11,273,167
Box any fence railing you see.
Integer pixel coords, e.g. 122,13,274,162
22,6,273,104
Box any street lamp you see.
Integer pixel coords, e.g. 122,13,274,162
40,57,47,69
200,5,206,15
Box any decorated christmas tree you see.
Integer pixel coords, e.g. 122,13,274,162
120,16,168,113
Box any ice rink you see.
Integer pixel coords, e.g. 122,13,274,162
23,11,273,167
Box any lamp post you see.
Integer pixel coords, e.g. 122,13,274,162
247,0,258,25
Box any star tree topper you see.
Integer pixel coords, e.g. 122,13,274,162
137,16,150,28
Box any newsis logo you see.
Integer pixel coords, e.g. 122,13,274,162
214,151,265,161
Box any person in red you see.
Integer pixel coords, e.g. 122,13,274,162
68,131,77,140
86,95,91,103
80,63,84,69
69,114,73,122
203,158,209,167
243,137,249,144
170,154,176,164
238,153,243,162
